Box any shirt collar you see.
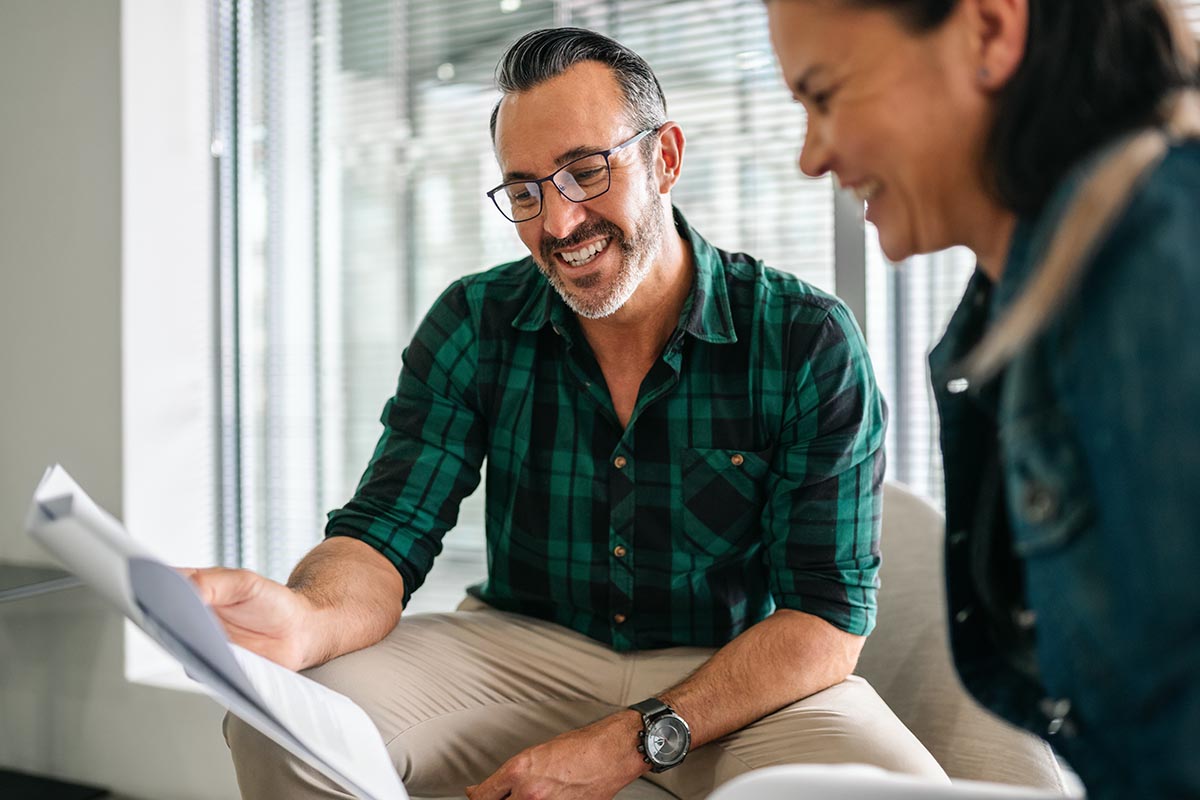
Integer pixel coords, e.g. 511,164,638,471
511,206,737,345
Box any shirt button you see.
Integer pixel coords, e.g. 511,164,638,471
1040,698,1073,736
954,606,973,624
946,377,970,394
948,530,968,547
614,456,627,469
1022,483,1059,524
1014,608,1038,630
613,545,627,558
613,613,627,624
730,453,745,467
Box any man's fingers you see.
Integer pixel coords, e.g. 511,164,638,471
467,768,512,800
184,567,259,607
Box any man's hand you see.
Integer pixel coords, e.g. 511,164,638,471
181,567,318,671
183,538,406,672
465,711,649,800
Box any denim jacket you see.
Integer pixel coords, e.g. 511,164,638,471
930,139,1200,798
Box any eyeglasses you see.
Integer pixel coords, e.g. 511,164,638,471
486,129,655,223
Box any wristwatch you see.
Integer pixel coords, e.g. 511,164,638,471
629,697,691,772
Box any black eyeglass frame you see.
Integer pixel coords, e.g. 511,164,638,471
486,128,656,223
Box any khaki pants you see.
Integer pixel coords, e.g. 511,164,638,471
225,598,947,799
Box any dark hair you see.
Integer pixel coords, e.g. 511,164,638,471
845,0,1199,216
489,27,668,153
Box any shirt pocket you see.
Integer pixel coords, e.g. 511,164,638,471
679,447,771,557
999,409,1114,723
999,410,1096,558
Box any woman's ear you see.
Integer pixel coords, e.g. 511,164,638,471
964,0,1028,90
655,122,685,194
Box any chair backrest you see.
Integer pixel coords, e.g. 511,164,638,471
855,483,1069,792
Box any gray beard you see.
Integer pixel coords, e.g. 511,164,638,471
537,196,666,320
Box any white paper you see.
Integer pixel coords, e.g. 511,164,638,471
25,464,158,625
26,465,408,800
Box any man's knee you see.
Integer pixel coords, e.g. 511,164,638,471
225,710,367,798
224,711,289,776
719,676,948,780
224,710,289,794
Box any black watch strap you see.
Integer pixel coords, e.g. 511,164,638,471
629,697,671,719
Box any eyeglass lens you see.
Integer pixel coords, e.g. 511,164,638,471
495,153,612,222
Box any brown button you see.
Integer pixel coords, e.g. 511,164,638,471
730,453,745,467
614,456,627,469
613,545,627,558
613,613,627,624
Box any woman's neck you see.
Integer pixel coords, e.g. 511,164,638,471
967,202,1018,283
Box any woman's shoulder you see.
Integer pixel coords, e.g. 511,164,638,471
1097,138,1200,274
1047,139,1200,382
1129,139,1200,218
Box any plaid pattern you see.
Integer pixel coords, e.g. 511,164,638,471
327,208,887,650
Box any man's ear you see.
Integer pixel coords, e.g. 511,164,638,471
963,0,1028,90
655,122,685,194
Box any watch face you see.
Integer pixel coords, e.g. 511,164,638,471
645,716,690,766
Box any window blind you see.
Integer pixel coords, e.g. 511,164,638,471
212,0,831,595
212,0,1200,595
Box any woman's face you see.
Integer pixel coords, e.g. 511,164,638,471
767,1,997,262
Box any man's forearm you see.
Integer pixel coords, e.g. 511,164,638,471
656,608,864,749
286,536,407,669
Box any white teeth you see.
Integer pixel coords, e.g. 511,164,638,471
835,175,881,203
560,238,609,266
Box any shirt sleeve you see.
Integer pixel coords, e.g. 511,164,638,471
324,280,487,607
761,300,887,636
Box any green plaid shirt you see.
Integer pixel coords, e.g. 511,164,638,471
327,208,886,651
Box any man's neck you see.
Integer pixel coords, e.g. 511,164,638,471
577,222,693,367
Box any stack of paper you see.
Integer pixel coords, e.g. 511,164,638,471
25,465,408,800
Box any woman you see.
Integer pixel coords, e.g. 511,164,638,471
763,1,1199,797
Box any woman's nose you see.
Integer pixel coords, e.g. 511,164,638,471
798,118,832,178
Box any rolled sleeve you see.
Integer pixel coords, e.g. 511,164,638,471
325,281,487,607
762,302,887,636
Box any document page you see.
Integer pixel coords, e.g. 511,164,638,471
26,465,408,800
24,464,155,625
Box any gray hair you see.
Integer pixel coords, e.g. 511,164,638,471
489,27,668,149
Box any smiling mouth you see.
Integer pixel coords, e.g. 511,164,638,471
557,237,610,268
852,180,881,203
836,175,882,203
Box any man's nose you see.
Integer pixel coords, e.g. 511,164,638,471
540,187,587,240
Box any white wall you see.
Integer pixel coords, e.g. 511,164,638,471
0,2,239,796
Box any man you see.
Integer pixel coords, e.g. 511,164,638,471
194,27,946,800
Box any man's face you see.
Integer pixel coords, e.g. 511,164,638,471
493,61,666,319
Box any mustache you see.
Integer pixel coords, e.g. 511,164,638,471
540,220,624,263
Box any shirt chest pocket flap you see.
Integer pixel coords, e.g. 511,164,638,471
680,447,772,546
999,411,1096,558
